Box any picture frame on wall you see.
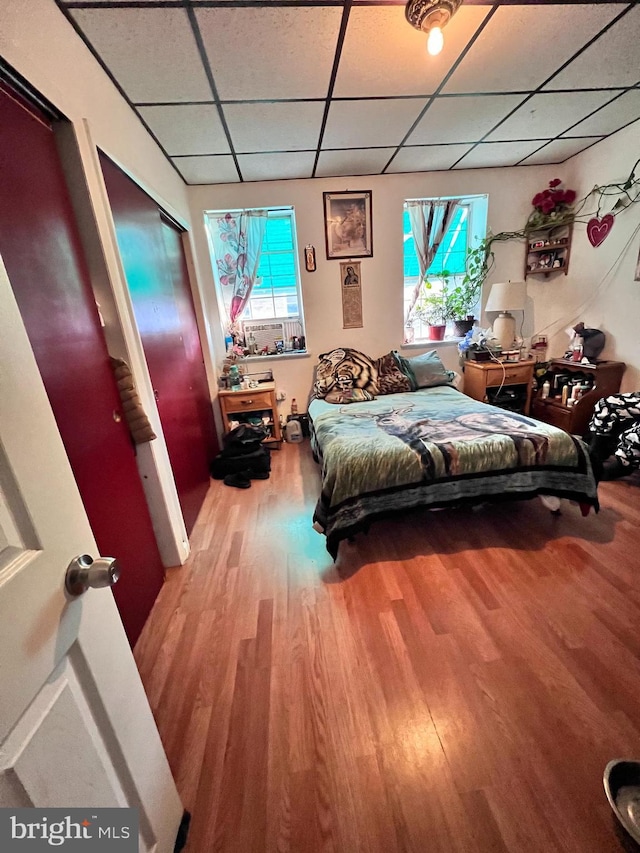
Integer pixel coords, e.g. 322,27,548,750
323,190,372,260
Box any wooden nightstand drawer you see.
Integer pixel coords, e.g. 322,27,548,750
221,390,273,414
484,364,532,386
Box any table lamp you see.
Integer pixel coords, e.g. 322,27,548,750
485,280,526,351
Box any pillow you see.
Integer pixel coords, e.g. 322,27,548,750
394,350,455,390
374,351,412,395
312,347,378,399
324,388,375,404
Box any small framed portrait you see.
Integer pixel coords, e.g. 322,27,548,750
304,244,316,272
323,191,372,260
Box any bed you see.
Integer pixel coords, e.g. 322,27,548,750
308,348,599,558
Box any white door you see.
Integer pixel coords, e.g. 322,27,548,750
0,255,183,852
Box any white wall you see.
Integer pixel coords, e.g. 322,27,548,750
531,121,640,392
189,165,567,410
0,0,189,221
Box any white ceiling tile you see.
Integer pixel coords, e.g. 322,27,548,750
334,6,490,98
519,137,604,166
443,4,620,95
172,156,239,185
323,99,427,149
544,5,640,91
70,9,211,102
386,145,474,174
561,90,640,138
454,141,545,169
138,105,230,156
237,152,316,182
196,8,342,100
408,94,525,145
316,149,396,178
223,102,324,153
484,91,617,142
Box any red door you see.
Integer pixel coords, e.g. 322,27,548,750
99,154,217,534
0,83,164,646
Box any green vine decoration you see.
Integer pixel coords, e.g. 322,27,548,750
467,156,640,291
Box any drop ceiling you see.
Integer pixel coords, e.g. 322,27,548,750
55,1,640,185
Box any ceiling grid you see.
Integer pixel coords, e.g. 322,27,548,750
55,0,640,184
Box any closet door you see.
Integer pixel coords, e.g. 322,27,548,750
100,153,217,534
0,82,165,646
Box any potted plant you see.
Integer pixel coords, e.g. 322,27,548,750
444,242,492,337
412,289,448,341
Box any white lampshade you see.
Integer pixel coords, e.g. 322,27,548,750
485,281,526,351
485,280,526,313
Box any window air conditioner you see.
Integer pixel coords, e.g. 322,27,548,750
242,320,285,353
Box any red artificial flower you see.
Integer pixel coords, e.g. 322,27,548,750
532,193,544,206
564,189,577,204
542,189,552,198
549,178,562,188
541,197,555,214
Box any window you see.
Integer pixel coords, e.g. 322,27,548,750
403,195,487,342
205,206,306,354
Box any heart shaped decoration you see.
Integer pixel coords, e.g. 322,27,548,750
587,214,614,247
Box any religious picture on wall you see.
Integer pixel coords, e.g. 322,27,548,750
324,191,372,260
340,261,363,328
304,244,316,272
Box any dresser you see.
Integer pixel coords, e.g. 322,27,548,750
530,359,625,436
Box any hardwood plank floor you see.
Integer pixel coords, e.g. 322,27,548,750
134,443,640,853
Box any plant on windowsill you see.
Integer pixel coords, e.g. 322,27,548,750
412,286,448,342
444,240,494,336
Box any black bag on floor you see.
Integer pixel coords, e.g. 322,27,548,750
223,423,269,455
210,447,271,480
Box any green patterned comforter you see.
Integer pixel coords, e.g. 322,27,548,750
308,386,598,557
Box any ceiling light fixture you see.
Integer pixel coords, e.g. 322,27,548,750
405,0,463,56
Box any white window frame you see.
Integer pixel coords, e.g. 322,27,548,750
403,194,488,345
205,205,307,358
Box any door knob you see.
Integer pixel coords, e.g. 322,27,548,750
65,554,121,597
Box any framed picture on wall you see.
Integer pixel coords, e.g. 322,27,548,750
323,191,372,260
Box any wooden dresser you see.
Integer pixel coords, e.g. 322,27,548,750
530,358,625,436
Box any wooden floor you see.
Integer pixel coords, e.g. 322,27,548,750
134,442,640,853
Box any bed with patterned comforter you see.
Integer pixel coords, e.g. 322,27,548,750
309,384,598,558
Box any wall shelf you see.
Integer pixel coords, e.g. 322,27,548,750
525,223,573,279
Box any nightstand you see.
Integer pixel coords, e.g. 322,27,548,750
217,381,282,443
463,359,535,415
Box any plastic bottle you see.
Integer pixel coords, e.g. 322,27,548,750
285,419,303,443
291,398,298,415
541,381,550,399
229,364,241,391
